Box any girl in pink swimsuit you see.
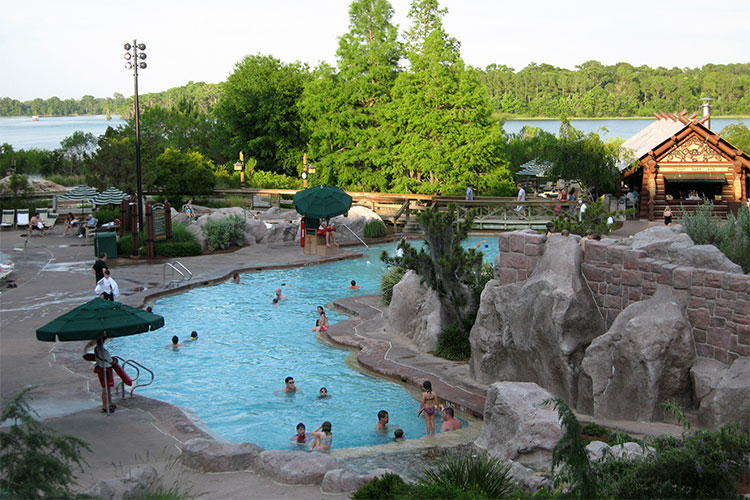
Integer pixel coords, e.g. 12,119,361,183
418,380,440,437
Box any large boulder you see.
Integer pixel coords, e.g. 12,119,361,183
578,286,696,421
243,218,269,245
388,270,446,352
254,449,338,484
330,205,382,244
470,235,604,403
696,357,750,427
180,438,263,472
690,357,727,403
321,468,368,493
618,225,742,273
475,382,562,471
260,221,299,244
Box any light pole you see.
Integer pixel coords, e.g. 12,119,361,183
123,40,147,229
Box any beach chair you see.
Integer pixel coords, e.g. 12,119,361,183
44,212,59,231
1,210,14,230
15,209,29,229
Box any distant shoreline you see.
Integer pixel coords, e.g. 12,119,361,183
2,114,749,120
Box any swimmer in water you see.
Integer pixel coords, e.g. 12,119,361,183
348,280,361,289
291,422,310,444
168,336,185,349
279,376,300,393
232,273,240,283
318,387,329,398
275,288,286,300
185,331,198,342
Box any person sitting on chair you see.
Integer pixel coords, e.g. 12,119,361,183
63,213,77,236
78,214,97,238
29,213,46,237
316,218,339,248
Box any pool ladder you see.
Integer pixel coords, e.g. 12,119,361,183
113,356,154,399
163,261,192,288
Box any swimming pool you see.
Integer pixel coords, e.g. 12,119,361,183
109,238,497,450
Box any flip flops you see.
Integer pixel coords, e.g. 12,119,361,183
100,404,117,413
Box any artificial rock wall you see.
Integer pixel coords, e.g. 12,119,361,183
496,231,750,365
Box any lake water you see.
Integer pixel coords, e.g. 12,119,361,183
0,115,127,150
0,115,745,151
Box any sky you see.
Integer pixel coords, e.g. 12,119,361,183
1,0,748,101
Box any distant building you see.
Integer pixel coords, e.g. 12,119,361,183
620,110,749,221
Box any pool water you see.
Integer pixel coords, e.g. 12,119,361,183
110,238,497,450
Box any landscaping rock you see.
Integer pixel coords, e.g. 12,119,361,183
330,205,382,244
585,441,611,462
388,270,446,352
690,357,727,402
618,225,742,273
586,441,656,462
255,449,338,484
181,438,263,472
243,218,269,245
260,220,299,244
470,235,603,403
507,460,550,492
579,286,696,421
82,464,158,500
475,382,562,471
321,468,365,493
697,357,750,427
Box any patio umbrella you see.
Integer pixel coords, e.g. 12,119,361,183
58,184,99,216
36,297,164,342
91,187,129,206
293,186,352,219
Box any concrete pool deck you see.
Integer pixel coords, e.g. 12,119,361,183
0,230,486,498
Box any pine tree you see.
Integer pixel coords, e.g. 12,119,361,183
299,0,402,191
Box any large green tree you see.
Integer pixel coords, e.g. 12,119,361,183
720,120,750,155
216,54,310,176
150,148,216,203
299,0,402,190
386,0,512,195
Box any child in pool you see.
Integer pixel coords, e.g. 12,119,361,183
291,422,310,444
394,429,404,441
309,421,333,452
418,380,440,437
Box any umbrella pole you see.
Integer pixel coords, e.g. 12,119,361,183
104,363,110,416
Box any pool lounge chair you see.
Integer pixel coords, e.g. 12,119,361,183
15,209,29,229
1,210,14,230
44,212,58,231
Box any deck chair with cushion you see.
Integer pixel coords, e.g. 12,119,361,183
15,209,29,229
1,210,14,230
44,212,58,231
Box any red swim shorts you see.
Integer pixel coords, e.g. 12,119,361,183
94,366,114,388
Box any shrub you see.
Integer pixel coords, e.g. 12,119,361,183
433,319,473,360
683,200,750,272
351,472,410,500
415,450,517,499
153,241,202,258
202,214,245,251
380,266,406,306
93,204,120,224
46,174,86,187
170,221,197,244
246,170,303,189
0,388,89,499
117,231,146,256
681,199,722,246
581,422,609,440
364,219,387,238
550,199,624,236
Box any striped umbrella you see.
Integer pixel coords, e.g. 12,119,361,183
92,187,130,205
58,185,99,216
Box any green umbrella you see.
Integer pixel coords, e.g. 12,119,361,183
36,298,164,342
293,186,352,219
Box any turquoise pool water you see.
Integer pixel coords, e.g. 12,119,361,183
109,238,497,450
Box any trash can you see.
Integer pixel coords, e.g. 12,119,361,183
94,231,118,259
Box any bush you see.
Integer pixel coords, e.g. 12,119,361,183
351,472,410,500
380,266,406,306
245,170,303,189
364,219,387,238
0,388,89,499
170,222,197,243
153,241,202,258
117,231,146,256
549,199,623,236
433,319,473,360
46,174,86,187
683,201,750,272
681,199,722,246
202,214,245,251
416,450,517,499
93,204,120,224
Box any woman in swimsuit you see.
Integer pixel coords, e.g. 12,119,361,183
309,421,333,452
418,380,440,437
312,306,329,332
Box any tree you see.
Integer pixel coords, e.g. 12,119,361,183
216,54,310,176
151,148,216,203
387,0,511,195
60,131,97,176
720,120,750,155
83,127,137,191
299,0,402,190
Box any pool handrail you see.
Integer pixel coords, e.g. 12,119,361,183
341,223,368,248
113,355,154,398
173,261,192,281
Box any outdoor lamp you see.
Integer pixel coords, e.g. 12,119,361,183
122,39,147,232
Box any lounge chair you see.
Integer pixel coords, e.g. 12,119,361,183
44,212,58,231
15,209,29,229
1,210,14,230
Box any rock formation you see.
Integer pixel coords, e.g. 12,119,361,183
470,235,603,402
695,357,750,427
578,286,696,421
388,270,447,352
475,382,562,471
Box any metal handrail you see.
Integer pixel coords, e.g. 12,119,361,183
113,356,154,398
163,262,184,287
173,261,192,281
341,223,368,248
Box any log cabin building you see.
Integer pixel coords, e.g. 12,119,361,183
620,110,750,221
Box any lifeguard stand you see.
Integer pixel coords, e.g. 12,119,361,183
303,217,340,256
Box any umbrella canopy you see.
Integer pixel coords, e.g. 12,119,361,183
92,187,130,205
293,186,352,219
36,298,164,342
58,184,99,202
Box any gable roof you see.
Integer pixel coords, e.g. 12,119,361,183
620,116,685,166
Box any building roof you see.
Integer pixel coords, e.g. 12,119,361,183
517,159,552,177
618,114,685,171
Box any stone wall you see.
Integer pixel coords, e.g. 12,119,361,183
496,231,750,365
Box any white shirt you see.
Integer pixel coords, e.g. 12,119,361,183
94,344,112,368
517,188,526,202
95,276,120,298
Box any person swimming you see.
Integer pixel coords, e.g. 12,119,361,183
318,387,329,398
348,280,361,289
291,422,309,444
168,336,185,349
185,331,198,342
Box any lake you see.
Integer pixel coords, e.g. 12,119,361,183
0,115,745,151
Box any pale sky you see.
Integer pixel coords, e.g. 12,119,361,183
1,0,748,101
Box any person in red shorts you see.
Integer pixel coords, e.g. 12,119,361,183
94,338,116,413
316,218,339,247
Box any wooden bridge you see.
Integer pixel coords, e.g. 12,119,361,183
216,188,576,232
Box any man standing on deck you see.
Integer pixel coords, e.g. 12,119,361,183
465,183,474,201
93,253,107,285
515,184,527,217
